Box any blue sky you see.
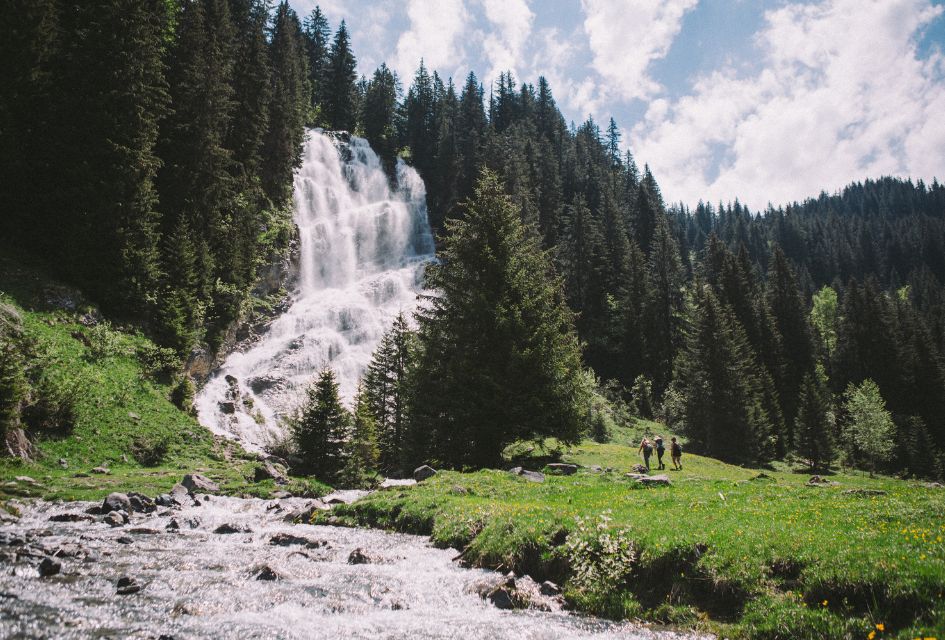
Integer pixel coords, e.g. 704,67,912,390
289,0,945,210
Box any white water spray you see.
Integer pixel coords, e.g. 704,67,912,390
196,130,434,451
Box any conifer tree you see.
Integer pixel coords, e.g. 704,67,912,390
344,383,379,482
645,216,685,396
364,313,416,472
302,6,331,124
793,367,834,471
323,21,357,131
361,64,400,178
293,368,351,481
675,286,775,464
262,1,310,204
456,72,487,200
410,170,588,468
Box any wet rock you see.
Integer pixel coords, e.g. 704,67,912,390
104,512,126,527
282,500,329,523
347,548,372,565
842,489,887,497
270,533,324,548
116,576,141,595
91,466,110,475
170,483,191,504
414,465,437,482
214,523,251,534
127,527,161,535
540,580,561,596
254,461,288,484
488,586,515,610
218,401,237,415
116,536,134,545
48,513,94,523
546,463,578,476
38,557,61,577
255,565,281,581
0,532,27,546
155,494,175,507
182,474,219,494
127,493,157,513
102,492,131,514
165,519,180,531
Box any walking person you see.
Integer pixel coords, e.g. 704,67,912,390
654,435,665,470
638,437,653,471
670,436,683,470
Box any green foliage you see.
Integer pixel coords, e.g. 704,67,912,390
565,511,636,598
810,286,839,360
292,368,351,481
170,376,196,414
410,170,589,468
793,366,835,471
137,343,182,383
130,434,171,467
84,322,128,362
342,384,379,485
0,337,28,440
843,379,896,475
630,374,654,419
323,20,357,131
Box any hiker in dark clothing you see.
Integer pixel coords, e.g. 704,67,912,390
638,437,653,471
654,435,665,470
670,437,682,470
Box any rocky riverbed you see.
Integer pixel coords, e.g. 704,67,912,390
0,490,705,639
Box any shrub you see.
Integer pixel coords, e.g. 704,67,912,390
170,376,195,414
84,321,127,361
137,343,181,382
130,434,171,466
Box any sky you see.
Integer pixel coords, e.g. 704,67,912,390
288,0,945,211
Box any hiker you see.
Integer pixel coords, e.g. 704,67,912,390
638,437,653,471
654,435,665,470
670,437,682,470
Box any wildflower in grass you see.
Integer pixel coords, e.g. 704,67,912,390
869,632,876,640
876,624,885,631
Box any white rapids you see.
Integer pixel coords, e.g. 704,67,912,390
0,498,705,640
195,130,435,451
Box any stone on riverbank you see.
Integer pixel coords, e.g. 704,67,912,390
182,473,219,494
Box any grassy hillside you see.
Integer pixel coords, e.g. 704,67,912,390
0,250,327,502
329,420,945,639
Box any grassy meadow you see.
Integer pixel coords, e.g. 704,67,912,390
328,421,945,639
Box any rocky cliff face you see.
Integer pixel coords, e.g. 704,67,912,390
185,235,299,383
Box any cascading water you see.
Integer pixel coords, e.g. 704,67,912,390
195,130,434,451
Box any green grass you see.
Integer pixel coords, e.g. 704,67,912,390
0,252,330,503
329,422,945,639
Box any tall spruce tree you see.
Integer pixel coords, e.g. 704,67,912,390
302,6,331,125
793,367,835,471
323,20,357,131
361,64,400,178
410,170,588,468
293,368,351,481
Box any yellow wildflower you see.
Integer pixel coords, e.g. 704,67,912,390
876,624,884,631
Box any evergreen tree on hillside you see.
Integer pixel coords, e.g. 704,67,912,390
261,1,310,204
767,247,816,446
793,367,834,471
363,313,416,473
403,61,437,179
645,216,685,396
344,383,379,482
302,6,331,125
675,286,775,464
361,64,400,178
323,20,357,131
293,368,351,481
410,170,588,468
456,72,488,200
50,0,171,316
227,0,271,181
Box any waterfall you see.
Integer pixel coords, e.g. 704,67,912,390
195,130,434,452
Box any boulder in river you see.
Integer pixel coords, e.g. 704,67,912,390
181,473,219,494
255,565,281,581
214,523,250,534
104,511,126,527
102,493,131,514
414,465,437,482
347,548,372,565
116,576,141,595
38,557,61,578
127,493,157,513
269,533,324,549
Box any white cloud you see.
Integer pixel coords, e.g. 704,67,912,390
480,0,535,82
392,0,469,82
632,0,945,210
581,0,698,102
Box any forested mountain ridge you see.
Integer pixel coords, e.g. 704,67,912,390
2,1,944,480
